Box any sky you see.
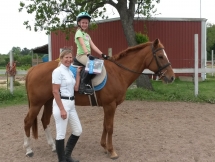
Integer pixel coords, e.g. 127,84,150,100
0,0,214,54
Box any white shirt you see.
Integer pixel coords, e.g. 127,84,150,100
52,64,76,97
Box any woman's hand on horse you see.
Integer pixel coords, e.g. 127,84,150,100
77,66,82,73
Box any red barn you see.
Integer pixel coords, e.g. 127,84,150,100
34,17,207,79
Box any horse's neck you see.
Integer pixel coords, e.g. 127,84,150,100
114,46,149,87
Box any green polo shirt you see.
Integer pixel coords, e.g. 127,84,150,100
75,29,91,55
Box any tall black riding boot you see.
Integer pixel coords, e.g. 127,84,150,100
56,139,66,162
65,134,80,162
79,71,94,95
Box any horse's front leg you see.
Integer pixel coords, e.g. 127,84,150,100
101,117,108,153
102,103,118,159
42,100,56,152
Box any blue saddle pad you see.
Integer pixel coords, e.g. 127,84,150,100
69,65,107,91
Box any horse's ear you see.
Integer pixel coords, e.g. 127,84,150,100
153,38,160,48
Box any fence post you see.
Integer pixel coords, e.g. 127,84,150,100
9,50,14,94
108,48,112,57
194,34,198,97
212,50,214,76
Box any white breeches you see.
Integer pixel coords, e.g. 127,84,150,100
53,99,82,140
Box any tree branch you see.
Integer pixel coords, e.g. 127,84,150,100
106,0,117,8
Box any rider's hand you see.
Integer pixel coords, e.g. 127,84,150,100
101,54,110,60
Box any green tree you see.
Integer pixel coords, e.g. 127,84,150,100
0,54,8,67
21,48,31,55
3,47,32,68
207,23,215,60
11,47,21,55
19,0,160,90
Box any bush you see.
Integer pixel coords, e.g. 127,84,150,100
135,32,149,44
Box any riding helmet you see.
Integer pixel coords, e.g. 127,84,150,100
76,12,91,22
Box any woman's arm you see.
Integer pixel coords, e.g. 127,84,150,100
74,67,82,91
52,84,67,119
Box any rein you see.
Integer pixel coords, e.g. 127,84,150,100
107,45,171,76
108,59,144,74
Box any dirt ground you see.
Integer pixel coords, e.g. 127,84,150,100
1,101,215,162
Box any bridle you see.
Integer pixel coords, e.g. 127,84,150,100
148,45,171,78
108,44,171,78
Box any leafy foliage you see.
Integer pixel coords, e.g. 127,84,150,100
135,32,149,44
19,0,160,41
207,23,215,60
0,46,41,69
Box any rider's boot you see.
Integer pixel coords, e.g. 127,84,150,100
56,139,67,162
79,72,94,95
65,134,80,162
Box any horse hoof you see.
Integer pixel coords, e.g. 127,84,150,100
110,155,119,160
110,152,119,160
26,152,34,157
52,146,56,152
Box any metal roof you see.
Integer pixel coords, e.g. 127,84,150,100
32,44,48,54
95,17,207,24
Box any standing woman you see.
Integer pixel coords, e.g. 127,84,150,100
52,49,82,162
74,12,109,95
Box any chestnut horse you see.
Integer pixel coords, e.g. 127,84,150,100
23,39,175,159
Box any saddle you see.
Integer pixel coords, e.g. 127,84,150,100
72,57,99,106
73,57,96,86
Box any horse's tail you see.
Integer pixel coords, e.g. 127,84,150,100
25,67,38,139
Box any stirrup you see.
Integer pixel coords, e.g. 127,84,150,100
84,84,93,95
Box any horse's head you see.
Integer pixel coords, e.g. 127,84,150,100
147,39,175,83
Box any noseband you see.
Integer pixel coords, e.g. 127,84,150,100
149,45,171,78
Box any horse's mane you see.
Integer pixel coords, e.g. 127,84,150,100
111,41,164,61
111,42,153,61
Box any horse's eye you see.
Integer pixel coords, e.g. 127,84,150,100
158,56,163,59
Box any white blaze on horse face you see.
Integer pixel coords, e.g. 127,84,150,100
163,49,169,62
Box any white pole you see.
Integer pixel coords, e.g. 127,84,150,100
200,0,201,18
212,50,214,76
194,34,198,96
48,34,52,61
9,50,14,94
108,48,112,57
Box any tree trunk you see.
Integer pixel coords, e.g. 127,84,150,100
136,75,154,91
116,1,154,90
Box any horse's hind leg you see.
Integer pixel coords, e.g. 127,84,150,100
102,102,118,159
24,105,42,157
23,113,34,157
41,98,56,152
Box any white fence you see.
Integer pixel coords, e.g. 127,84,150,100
0,70,27,75
1,67,215,75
